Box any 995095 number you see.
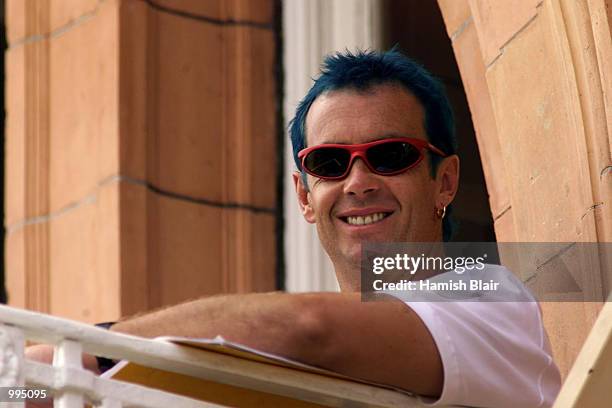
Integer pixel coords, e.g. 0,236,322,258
2,387,49,402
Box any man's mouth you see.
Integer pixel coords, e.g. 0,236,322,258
341,212,391,226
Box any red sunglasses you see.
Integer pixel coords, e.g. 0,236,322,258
298,137,447,180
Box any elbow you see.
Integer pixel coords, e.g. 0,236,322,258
288,295,336,367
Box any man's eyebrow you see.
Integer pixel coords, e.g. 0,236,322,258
377,133,409,139
317,133,410,144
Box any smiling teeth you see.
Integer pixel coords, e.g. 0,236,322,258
347,212,388,225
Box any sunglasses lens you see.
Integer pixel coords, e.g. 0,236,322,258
367,141,421,173
303,147,351,178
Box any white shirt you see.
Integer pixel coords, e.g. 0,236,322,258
386,264,561,407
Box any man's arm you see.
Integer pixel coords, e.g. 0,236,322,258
25,344,100,373
111,292,443,397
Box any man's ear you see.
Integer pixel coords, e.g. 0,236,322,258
293,171,316,224
435,155,460,207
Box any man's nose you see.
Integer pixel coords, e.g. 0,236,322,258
343,158,380,197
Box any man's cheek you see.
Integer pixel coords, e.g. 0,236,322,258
311,177,326,189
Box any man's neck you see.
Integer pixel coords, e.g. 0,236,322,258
333,239,447,292
333,259,363,292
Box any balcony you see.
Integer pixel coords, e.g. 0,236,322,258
0,305,427,407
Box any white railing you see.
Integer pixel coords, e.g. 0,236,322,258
0,305,424,408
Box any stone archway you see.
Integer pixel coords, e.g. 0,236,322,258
438,0,612,376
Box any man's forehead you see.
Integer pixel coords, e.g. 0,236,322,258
304,84,427,146
313,132,412,145
311,84,417,110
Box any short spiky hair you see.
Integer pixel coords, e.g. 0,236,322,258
289,48,458,241
289,49,456,169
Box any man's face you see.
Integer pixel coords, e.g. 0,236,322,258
294,84,457,284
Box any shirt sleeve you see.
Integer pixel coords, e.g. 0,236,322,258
404,300,561,408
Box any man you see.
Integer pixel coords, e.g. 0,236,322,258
27,49,561,406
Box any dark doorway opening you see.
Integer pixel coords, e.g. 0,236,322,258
0,0,7,303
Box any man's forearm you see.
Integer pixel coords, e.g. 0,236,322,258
109,291,443,396
110,292,331,365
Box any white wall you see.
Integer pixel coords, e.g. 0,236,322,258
282,0,383,292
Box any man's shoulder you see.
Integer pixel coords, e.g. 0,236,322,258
400,264,560,407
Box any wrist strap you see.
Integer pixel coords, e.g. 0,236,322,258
94,322,118,373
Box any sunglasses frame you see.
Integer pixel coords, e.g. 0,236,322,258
298,137,448,180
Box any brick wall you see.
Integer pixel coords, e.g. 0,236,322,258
5,0,279,322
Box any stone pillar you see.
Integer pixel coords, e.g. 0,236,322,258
5,0,278,322
438,0,612,376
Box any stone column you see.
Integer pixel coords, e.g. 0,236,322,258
5,0,279,322
438,0,612,376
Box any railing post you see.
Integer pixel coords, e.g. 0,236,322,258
53,340,87,408
0,324,25,408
